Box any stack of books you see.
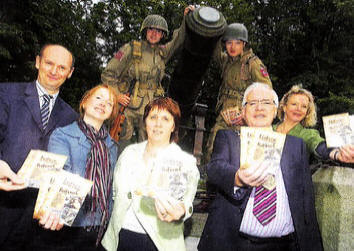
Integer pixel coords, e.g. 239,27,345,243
18,150,92,226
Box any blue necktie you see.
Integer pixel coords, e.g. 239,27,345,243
41,94,52,129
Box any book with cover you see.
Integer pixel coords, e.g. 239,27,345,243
323,113,354,147
221,106,240,126
137,157,188,201
17,150,67,188
135,151,192,216
35,170,93,226
33,171,61,219
240,127,286,190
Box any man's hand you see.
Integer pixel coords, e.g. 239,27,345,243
118,93,130,107
236,161,269,187
39,211,64,231
154,194,185,222
0,160,26,191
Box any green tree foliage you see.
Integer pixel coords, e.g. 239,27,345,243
0,0,101,109
249,0,354,120
0,0,353,127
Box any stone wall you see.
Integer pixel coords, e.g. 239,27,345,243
312,166,354,251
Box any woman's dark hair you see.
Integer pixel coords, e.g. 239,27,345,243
143,97,181,143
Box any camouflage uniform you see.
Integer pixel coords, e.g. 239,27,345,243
102,17,186,143
205,39,272,162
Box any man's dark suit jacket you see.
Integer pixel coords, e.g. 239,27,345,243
0,82,78,247
198,129,323,251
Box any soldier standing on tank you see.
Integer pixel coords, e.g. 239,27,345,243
101,6,194,148
205,23,273,162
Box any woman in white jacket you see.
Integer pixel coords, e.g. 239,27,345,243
102,97,200,251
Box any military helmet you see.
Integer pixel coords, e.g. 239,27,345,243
222,23,248,43
140,15,169,35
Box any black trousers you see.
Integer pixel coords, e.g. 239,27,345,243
0,189,38,251
238,232,299,251
117,229,158,251
29,225,105,251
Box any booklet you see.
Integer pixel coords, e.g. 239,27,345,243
136,157,189,201
17,150,67,188
221,106,240,126
240,127,286,190
135,154,191,216
33,171,60,219
34,170,93,226
323,113,354,147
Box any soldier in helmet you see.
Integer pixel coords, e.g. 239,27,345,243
102,7,194,148
205,23,272,162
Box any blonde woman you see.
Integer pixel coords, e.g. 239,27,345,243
275,85,353,163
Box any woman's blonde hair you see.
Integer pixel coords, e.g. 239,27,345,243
277,84,317,127
79,84,119,122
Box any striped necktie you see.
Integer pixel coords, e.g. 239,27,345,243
41,94,52,129
253,185,277,225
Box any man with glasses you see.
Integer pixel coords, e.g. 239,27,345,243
204,22,273,163
198,82,323,251
101,6,194,146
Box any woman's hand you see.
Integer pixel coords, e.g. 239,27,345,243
39,211,64,231
154,195,185,222
184,5,195,16
337,145,354,163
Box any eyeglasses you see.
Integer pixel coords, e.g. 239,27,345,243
245,99,275,107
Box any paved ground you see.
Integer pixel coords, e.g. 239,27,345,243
184,212,207,251
185,236,199,251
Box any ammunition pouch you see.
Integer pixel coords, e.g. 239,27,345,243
221,88,239,97
216,87,242,114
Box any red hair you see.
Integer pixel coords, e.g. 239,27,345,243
79,84,119,122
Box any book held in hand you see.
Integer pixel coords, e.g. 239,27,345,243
323,113,354,148
134,148,194,215
221,106,241,126
17,150,67,188
240,127,286,190
34,170,93,226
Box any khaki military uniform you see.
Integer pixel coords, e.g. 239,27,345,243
102,19,186,143
205,40,272,162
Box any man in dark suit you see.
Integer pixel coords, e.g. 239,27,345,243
0,44,78,250
198,82,323,251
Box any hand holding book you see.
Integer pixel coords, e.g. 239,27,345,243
39,211,63,231
236,161,271,187
154,193,185,222
221,106,243,126
239,127,286,190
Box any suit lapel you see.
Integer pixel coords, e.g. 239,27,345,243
24,82,43,130
280,136,303,211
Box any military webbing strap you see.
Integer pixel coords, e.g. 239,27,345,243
131,40,142,105
245,54,258,74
